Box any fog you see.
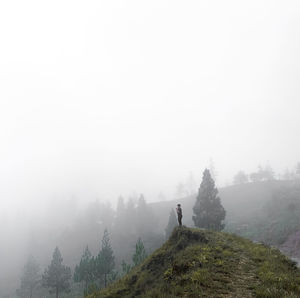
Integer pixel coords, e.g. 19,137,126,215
1,0,300,297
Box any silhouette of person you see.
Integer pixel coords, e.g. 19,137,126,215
176,204,182,226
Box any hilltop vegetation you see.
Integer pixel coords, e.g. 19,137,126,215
88,227,300,298
151,180,300,250
224,181,300,248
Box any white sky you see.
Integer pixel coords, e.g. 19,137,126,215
1,0,300,213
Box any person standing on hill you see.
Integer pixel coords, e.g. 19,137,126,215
176,204,182,226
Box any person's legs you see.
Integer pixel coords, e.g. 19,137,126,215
178,216,182,226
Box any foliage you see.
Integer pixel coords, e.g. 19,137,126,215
121,261,132,276
96,229,115,288
132,238,147,267
87,227,300,298
112,194,162,266
193,169,226,230
165,208,178,239
74,246,95,296
227,184,300,246
42,247,71,298
136,194,155,236
16,255,40,298
249,165,275,182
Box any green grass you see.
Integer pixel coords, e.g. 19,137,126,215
88,227,300,298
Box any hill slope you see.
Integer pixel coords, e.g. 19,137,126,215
88,227,300,298
150,180,295,231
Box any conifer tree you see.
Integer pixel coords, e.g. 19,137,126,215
16,255,40,298
96,229,115,288
192,169,226,231
132,238,147,267
136,194,154,236
126,198,137,235
42,247,71,298
121,260,132,275
74,246,95,296
165,209,178,239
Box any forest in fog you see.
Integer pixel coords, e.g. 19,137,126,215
1,0,300,297
2,163,300,297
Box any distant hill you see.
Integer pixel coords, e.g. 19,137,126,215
88,227,300,297
150,180,295,232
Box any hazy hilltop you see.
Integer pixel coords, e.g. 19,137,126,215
150,180,296,232
151,179,300,260
88,227,300,298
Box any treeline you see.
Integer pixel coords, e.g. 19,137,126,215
17,231,147,298
15,194,166,298
233,162,300,185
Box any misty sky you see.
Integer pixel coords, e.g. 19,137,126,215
1,0,300,214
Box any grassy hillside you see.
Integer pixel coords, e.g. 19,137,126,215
88,227,300,298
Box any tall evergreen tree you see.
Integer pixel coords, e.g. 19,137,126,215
16,255,40,298
42,247,71,298
192,169,226,231
136,194,154,236
74,246,95,296
96,229,115,288
125,198,137,236
165,209,178,239
132,238,147,267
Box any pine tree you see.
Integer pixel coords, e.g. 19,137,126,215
192,169,226,231
96,229,115,288
136,194,154,236
16,255,40,298
132,238,147,267
121,260,132,275
126,198,137,235
74,246,95,296
42,247,71,298
165,209,178,239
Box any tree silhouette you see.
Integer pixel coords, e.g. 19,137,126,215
132,238,147,267
193,169,226,230
74,246,95,296
96,229,115,288
16,255,40,298
42,247,71,298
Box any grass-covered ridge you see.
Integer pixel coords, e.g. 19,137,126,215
88,227,300,298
